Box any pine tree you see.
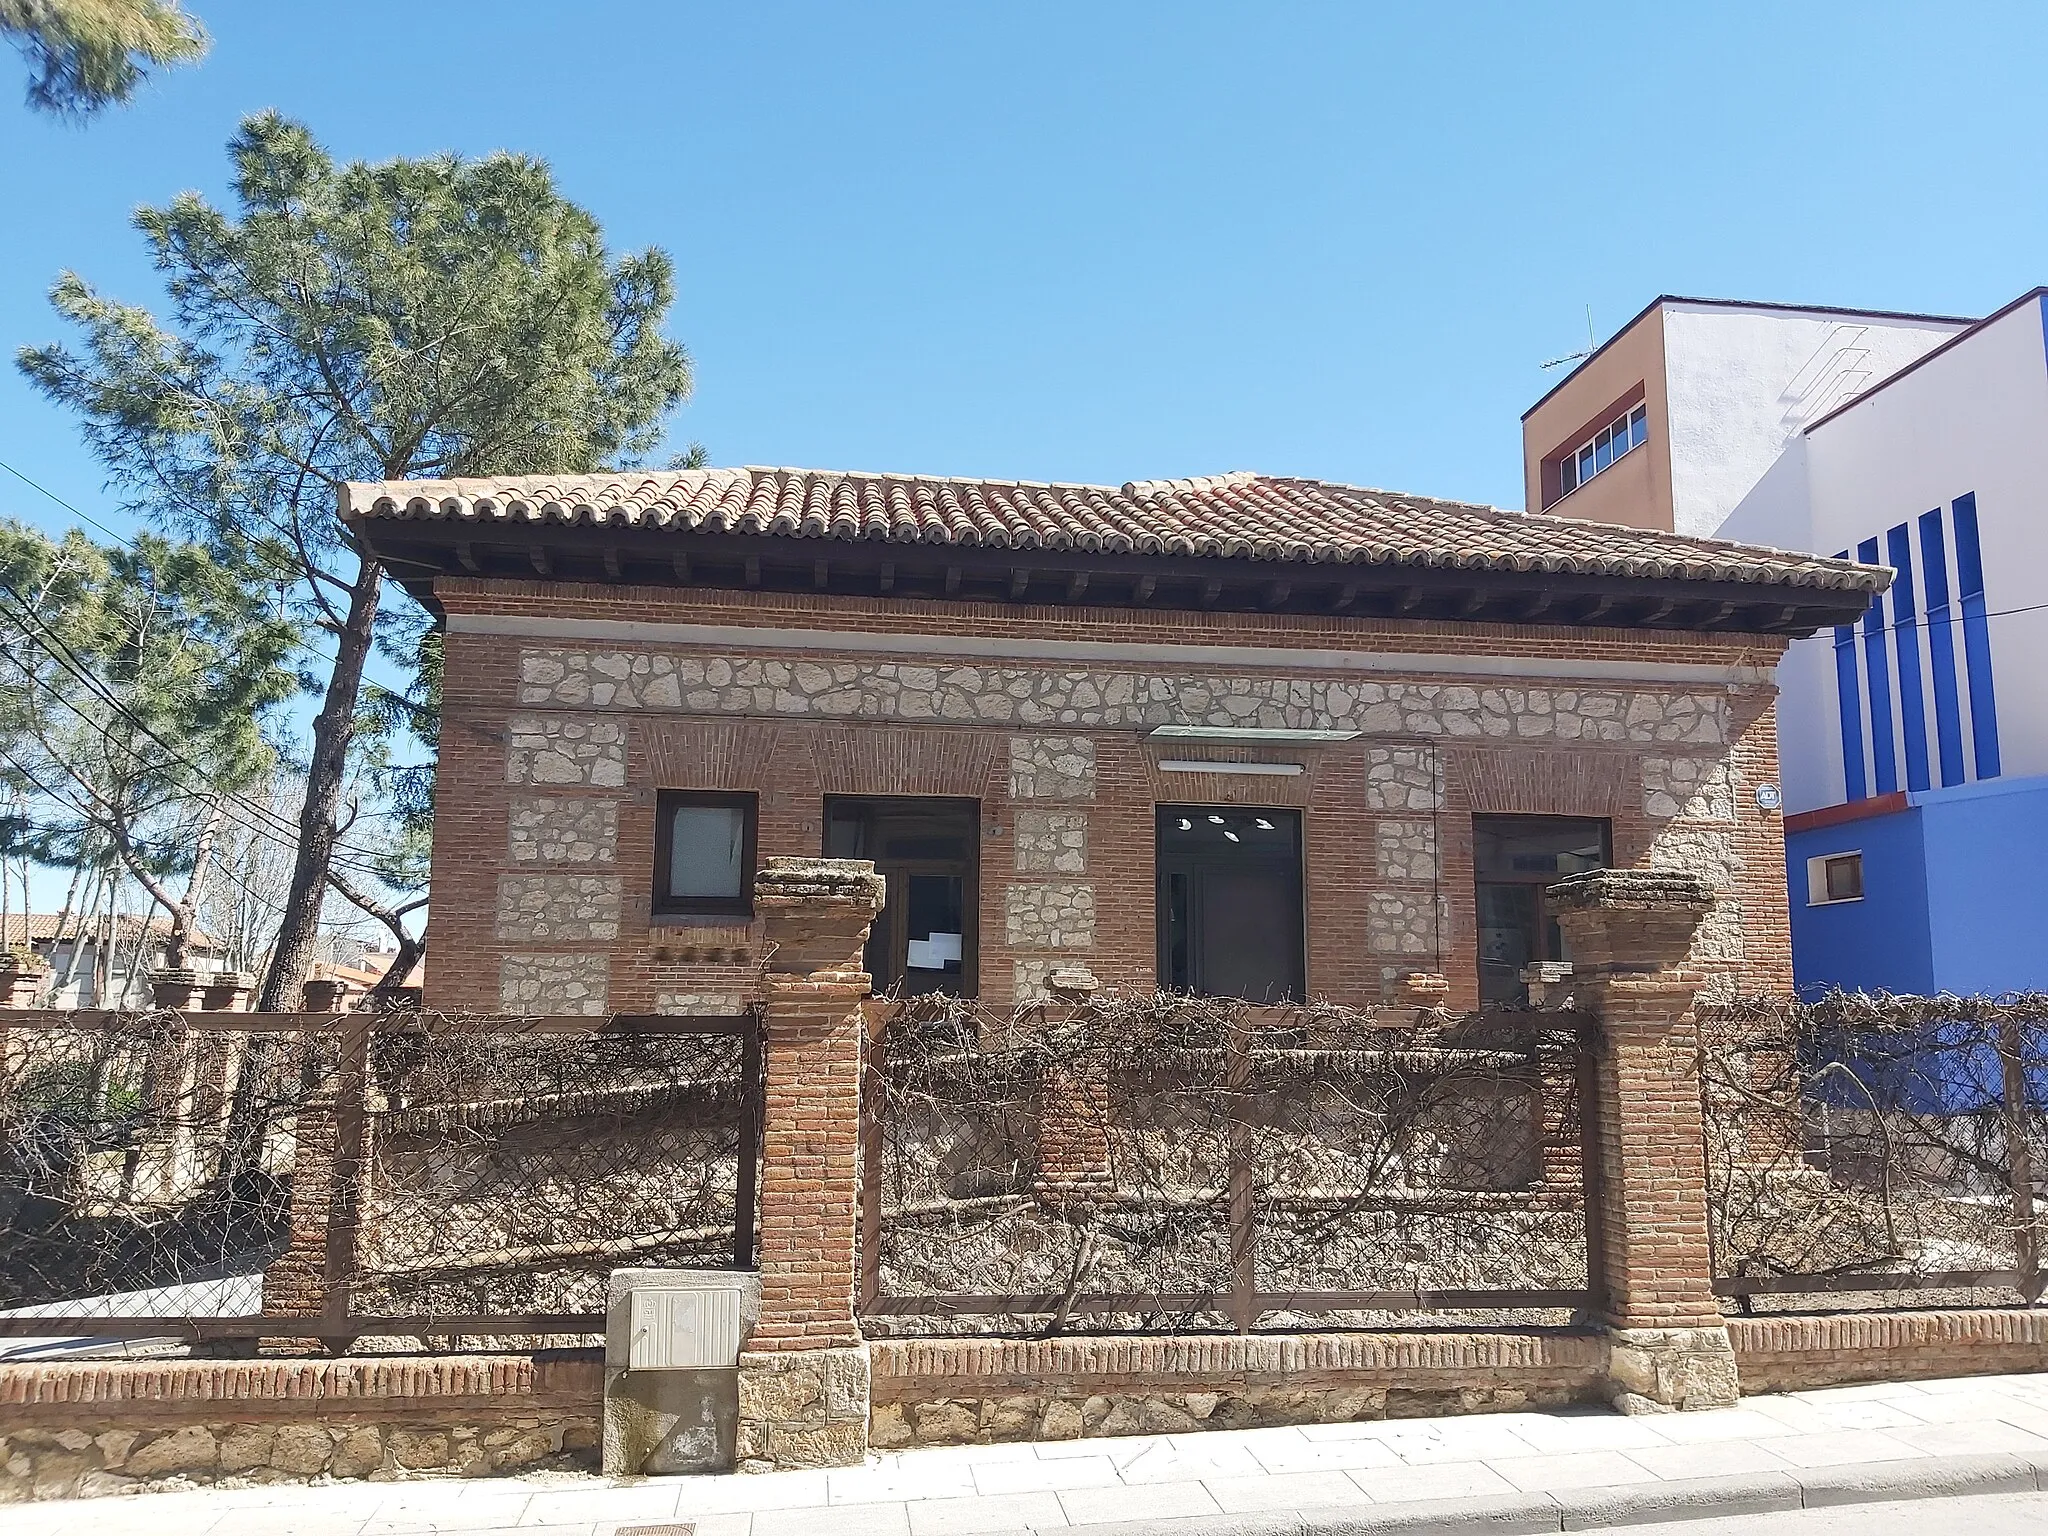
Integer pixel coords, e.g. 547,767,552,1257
2,0,205,115
21,112,694,1008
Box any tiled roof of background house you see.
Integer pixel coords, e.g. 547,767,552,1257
1,914,220,949
342,468,1888,595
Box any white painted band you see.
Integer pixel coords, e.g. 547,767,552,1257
1156,760,1305,776
448,613,1764,687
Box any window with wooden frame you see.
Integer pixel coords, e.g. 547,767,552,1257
653,791,758,917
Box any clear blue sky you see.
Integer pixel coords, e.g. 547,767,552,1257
1,0,2045,538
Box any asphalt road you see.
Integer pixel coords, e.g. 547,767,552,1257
1669,1491,2048,1532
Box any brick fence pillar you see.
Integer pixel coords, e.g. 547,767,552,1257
737,857,886,1471
1550,868,1738,1414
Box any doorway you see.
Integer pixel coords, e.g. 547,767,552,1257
1157,806,1306,1002
825,797,979,996
1473,815,1610,1004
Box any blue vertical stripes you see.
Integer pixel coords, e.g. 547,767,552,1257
1886,523,1930,792
1833,619,1868,801
1953,493,2001,780
1833,497,2002,806
1918,508,1966,787
1857,536,1898,794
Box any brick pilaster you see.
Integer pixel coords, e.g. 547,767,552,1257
1550,867,1739,1413
738,857,885,1469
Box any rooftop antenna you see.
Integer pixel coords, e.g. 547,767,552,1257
1540,305,1598,370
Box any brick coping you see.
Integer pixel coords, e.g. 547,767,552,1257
1727,1308,2048,1354
870,1329,1606,1395
0,1352,602,1412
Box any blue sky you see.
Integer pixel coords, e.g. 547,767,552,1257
1,0,2045,539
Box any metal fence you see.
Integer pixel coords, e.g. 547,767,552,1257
1699,994,2047,1312
860,993,1595,1335
0,1008,760,1351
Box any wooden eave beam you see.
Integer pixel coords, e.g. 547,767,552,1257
360,527,1877,635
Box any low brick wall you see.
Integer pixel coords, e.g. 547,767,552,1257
868,1331,1607,1447
1729,1309,2048,1394
0,1354,602,1502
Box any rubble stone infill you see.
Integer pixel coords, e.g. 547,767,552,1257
516,648,1731,745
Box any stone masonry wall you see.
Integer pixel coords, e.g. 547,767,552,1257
0,1357,600,1503
423,582,1793,1015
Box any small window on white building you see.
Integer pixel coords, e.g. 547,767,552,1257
1805,852,1864,906
1554,402,1649,501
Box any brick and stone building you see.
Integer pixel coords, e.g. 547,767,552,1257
345,466,1886,1016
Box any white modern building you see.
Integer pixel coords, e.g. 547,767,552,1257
1527,289,2048,994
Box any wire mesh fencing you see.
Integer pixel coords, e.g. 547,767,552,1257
0,1009,760,1352
0,1015,324,1334
1699,994,2048,1313
861,993,1594,1336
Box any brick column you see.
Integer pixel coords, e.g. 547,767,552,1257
1033,968,1114,1209
1550,868,1739,1414
737,857,885,1471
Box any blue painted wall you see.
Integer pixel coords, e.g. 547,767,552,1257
1918,777,2048,993
1787,804,1933,995
1786,774,2048,995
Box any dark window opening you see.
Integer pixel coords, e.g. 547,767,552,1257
1473,815,1610,1004
825,797,979,996
1156,806,1305,1003
654,791,758,917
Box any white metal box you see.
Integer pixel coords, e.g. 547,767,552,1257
625,1282,744,1370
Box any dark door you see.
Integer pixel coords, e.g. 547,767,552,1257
1472,815,1610,1004
1157,806,1305,1002
825,797,979,996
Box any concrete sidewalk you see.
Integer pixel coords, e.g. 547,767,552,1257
15,1372,2048,1535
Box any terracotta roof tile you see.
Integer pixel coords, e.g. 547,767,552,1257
342,467,1888,595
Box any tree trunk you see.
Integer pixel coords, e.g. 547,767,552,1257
165,803,223,969
259,562,382,1012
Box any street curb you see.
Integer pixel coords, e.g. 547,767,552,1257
1050,1452,2048,1536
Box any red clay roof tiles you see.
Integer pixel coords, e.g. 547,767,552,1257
342,467,1887,594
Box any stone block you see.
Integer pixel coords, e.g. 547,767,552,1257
1009,736,1096,800
122,1424,218,1479
1005,882,1096,949
494,872,622,942
505,715,626,787
499,952,609,1015
1365,746,1444,811
1375,819,1438,881
508,794,620,864
1606,1327,1741,1414
1014,809,1089,874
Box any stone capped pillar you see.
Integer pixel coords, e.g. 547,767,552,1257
738,856,886,1471
149,966,211,1013
202,970,256,1012
1549,867,1738,1414
0,951,47,1008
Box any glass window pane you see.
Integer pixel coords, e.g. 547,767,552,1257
1558,454,1577,493
1630,404,1648,447
1594,435,1612,472
669,805,745,899
1825,855,1863,901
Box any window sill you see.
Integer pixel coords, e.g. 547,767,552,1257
1805,896,1865,907
649,910,757,927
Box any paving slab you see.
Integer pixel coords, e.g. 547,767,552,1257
16,1370,2048,1536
